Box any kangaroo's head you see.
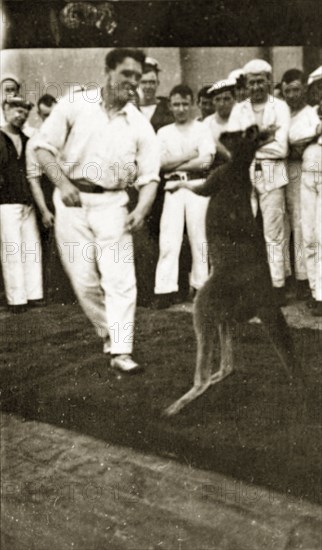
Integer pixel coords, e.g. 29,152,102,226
220,125,269,164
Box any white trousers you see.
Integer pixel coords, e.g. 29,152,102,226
257,187,287,288
285,161,307,280
53,189,137,355
301,171,322,301
0,203,43,305
155,188,209,294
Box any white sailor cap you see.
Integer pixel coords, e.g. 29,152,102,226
3,96,33,110
308,66,322,87
0,73,21,87
243,59,272,75
208,77,236,96
228,68,244,81
144,57,161,72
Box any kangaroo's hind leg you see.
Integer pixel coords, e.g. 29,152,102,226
164,284,218,416
209,320,234,385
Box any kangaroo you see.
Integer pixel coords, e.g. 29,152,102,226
164,125,304,416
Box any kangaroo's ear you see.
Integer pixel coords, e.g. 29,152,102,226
220,131,239,151
244,124,259,141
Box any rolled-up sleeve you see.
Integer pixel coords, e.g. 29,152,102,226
289,107,320,144
32,99,71,158
26,137,43,180
135,117,161,187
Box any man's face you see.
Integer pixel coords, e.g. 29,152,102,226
106,57,143,105
1,79,19,98
140,70,159,102
213,90,235,119
246,72,270,103
169,93,193,124
282,79,306,111
4,105,29,128
38,102,55,121
197,96,214,119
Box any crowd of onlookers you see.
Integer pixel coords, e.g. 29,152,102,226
1,55,322,319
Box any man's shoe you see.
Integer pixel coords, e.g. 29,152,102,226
103,337,111,354
273,286,287,307
8,304,28,314
28,299,47,308
312,301,322,317
296,280,311,301
110,354,143,374
152,293,177,310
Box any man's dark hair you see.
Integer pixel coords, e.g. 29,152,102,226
281,69,306,85
37,94,57,109
169,84,194,102
105,49,146,71
197,86,212,102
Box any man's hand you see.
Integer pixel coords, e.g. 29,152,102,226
60,181,81,207
42,209,55,228
125,209,145,233
265,124,280,141
258,125,280,147
164,180,183,193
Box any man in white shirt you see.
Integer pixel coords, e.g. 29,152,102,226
299,66,322,316
281,69,317,301
203,77,236,166
154,84,215,308
33,48,160,372
228,59,291,306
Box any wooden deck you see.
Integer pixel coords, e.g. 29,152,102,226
1,413,322,550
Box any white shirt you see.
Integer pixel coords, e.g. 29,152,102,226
31,88,160,189
228,95,291,192
288,104,320,144
157,119,215,169
203,112,229,146
140,104,157,121
228,95,290,159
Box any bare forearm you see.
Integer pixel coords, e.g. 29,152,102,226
135,181,159,218
162,153,195,171
36,149,71,189
177,154,213,172
35,148,81,207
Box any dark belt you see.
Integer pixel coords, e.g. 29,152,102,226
73,181,120,194
164,171,207,182
255,159,285,163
